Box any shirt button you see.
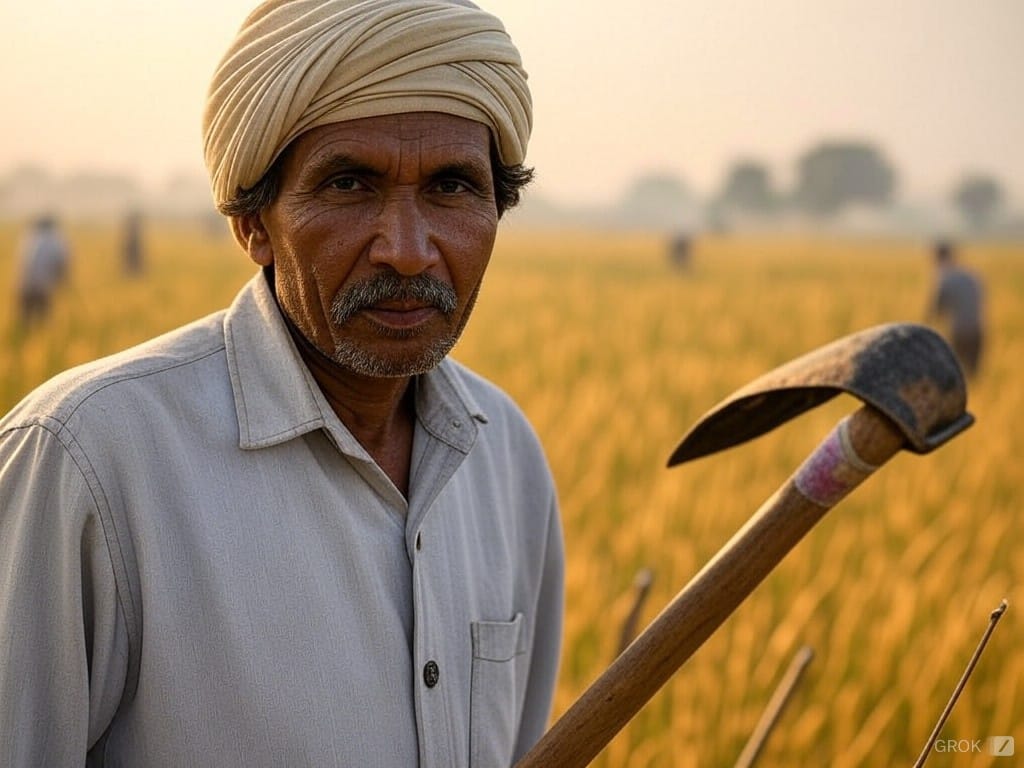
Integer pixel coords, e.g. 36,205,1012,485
423,660,440,688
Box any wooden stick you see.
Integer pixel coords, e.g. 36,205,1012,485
911,600,1009,768
733,645,815,768
516,406,905,768
617,568,654,657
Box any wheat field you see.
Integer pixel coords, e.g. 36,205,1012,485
1,220,1021,766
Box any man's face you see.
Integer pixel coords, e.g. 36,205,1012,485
243,112,499,378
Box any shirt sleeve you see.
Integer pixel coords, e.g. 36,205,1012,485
512,491,565,760
0,422,129,766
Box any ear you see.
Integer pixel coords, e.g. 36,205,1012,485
230,214,275,267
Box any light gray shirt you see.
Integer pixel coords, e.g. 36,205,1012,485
0,272,564,768
18,227,68,294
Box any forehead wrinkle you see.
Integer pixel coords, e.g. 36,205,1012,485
301,133,396,176
394,137,491,183
412,135,492,176
288,115,491,185
398,136,422,179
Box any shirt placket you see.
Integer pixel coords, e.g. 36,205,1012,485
407,410,476,767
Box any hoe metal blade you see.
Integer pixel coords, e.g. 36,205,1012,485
668,323,974,466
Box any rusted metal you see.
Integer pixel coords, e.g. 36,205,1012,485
668,323,973,466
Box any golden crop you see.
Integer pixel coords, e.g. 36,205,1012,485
1,221,1021,766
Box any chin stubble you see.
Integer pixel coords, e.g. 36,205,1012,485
328,272,466,377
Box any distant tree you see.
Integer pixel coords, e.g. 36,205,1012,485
794,141,897,216
622,174,690,208
0,165,60,219
616,173,694,230
952,174,1004,231
64,172,143,217
718,160,776,213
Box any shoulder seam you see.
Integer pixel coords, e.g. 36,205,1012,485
1,420,143,707
60,345,226,425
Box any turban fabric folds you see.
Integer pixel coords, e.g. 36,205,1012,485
202,0,532,210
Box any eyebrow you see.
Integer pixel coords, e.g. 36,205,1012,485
298,151,493,190
428,159,492,188
302,153,385,186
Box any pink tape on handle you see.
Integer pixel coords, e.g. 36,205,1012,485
794,418,879,507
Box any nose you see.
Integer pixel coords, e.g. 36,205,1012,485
368,194,441,276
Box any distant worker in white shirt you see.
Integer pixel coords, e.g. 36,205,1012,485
15,213,69,329
927,239,985,377
0,2,563,766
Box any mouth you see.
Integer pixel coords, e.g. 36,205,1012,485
330,272,459,332
359,301,442,329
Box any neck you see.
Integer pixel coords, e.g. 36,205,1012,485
276,286,416,496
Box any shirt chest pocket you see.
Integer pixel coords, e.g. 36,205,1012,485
469,612,526,768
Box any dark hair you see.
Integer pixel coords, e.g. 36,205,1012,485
219,140,534,219
218,162,285,219
490,144,534,217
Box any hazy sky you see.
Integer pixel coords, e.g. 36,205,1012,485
2,0,1022,208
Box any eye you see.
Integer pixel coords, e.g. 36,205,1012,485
434,178,469,195
328,176,367,192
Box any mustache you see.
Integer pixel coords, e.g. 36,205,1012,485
330,272,458,324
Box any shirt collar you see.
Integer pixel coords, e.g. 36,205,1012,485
223,272,487,455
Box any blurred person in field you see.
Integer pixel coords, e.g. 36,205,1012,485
668,232,692,271
927,239,985,376
0,1,563,767
122,209,145,276
15,213,69,329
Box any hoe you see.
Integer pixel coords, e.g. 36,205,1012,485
516,322,973,768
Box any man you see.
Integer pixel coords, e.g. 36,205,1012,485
121,209,144,276
15,213,70,329
0,2,563,766
927,239,985,377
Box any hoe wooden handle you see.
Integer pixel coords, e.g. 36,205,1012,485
515,404,906,768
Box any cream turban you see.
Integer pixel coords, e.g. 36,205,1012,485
202,0,532,209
